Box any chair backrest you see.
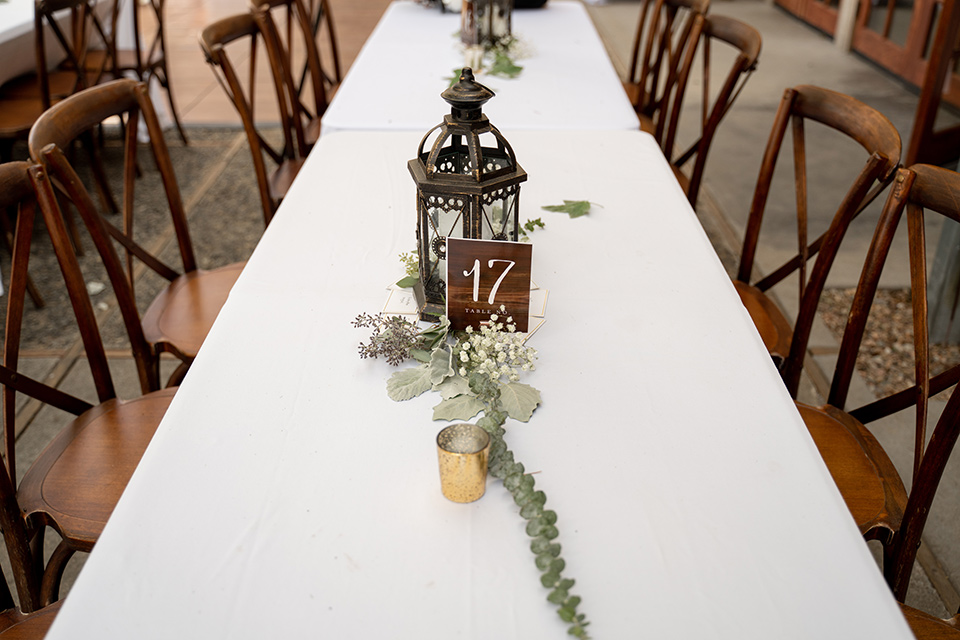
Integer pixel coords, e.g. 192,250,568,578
0,161,52,614
253,0,327,151
200,12,301,224
28,78,195,393
305,0,340,92
737,85,901,397
820,164,960,603
33,0,114,108
626,0,709,126
663,13,761,206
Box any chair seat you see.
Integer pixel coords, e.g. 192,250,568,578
0,98,46,138
733,280,793,363
17,388,176,550
268,157,307,205
901,603,960,638
0,601,61,638
142,263,244,359
796,401,907,537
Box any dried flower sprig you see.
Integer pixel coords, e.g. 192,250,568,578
352,313,422,366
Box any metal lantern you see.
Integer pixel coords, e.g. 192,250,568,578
408,68,527,321
461,0,513,47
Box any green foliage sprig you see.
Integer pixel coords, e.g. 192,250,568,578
355,310,591,636
541,200,601,219
396,251,419,288
470,378,592,638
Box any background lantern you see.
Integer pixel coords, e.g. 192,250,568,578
408,68,527,321
461,0,513,48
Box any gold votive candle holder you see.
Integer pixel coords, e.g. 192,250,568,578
436,423,490,503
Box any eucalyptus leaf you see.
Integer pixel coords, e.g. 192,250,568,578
434,374,473,399
386,365,433,401
500,382,541,422
432,395,486,421
395,275,418,288
530,536,551,554
541,200,593,219
428,347,455,385
547,587,568,605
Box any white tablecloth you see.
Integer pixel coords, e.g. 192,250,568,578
44,130,912,639
320,1,640,135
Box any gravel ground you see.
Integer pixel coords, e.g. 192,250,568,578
818,288,960,399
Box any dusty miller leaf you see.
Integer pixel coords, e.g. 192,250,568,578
541,200,592,219
428,347,454,385
434,374,474,399
433,395,486,421
500,382,541,422
386,365,433,401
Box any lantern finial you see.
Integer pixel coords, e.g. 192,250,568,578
440,67,494,121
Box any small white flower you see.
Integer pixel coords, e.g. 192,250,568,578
490,314,498,322
460,351,469,362
459,367,467,377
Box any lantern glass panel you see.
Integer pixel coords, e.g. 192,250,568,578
481,186,518,240
423,194,468,285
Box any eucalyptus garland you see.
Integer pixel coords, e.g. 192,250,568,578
355,312,591,637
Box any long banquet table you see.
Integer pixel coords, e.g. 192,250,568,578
320,1,640,135
43,129,913,639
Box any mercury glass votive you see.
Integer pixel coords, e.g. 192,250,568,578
436,423,491,503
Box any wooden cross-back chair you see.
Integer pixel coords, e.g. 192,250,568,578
252,0,329,152
623,0,709,134
253,0,341,150
0,159,175,607
200,12,307,225
661,14,761,207
734,85,901,395
29,79,244,390
796,165,960,634
304,0,341,96
104,0,189,143
0,0,117,213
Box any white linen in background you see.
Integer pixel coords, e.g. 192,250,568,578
43,131,913,639
320,1,640,136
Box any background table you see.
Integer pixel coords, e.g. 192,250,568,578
44,130,912,639
320,1,640,135
0,0,129,87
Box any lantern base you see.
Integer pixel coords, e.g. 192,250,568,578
414,281,445,323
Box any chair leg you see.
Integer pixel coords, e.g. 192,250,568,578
154,64,189,145
39,540,75,606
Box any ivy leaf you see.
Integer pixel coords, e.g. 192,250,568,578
488,51,523,78
447,68,463,87
386,364,433,401
396,275,418,288
500,382,541,422
541,200,593,219
434,374,473,399
432,395,486,421
428,347,455,385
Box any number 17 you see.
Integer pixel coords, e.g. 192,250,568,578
463,259,516,305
